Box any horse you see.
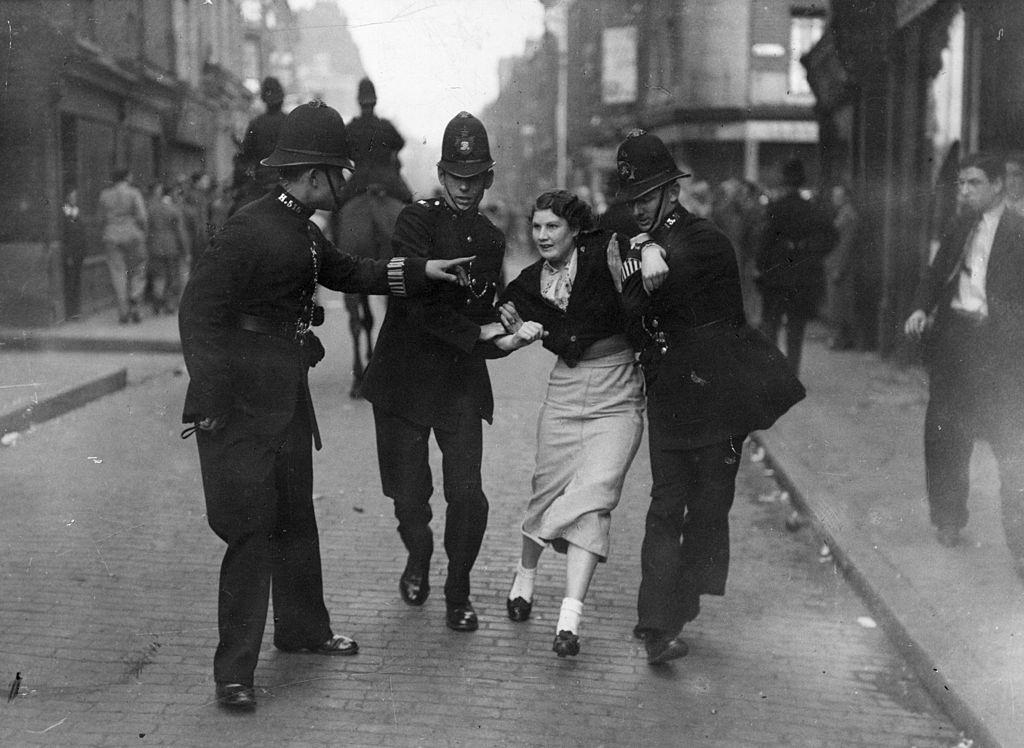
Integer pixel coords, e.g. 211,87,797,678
331,187,406,397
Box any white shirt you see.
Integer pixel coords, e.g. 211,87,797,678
951,202,1003,319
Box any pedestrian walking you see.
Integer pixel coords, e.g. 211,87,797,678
178,100,474,712
755,159,835,374
826,182,861,350
230,76,287,215
60,185,87,320
145,181,191,315
613,130,805,665
903,152,1024,564
98,167,148,324
361,111,507,634
499,190,643,658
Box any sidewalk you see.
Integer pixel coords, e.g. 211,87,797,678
1,307,1018,745
754,328,1024,748
0,310,181,437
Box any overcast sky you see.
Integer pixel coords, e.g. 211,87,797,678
290,0,547,193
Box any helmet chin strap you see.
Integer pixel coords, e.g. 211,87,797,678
443,178,470,215
324,169,343,209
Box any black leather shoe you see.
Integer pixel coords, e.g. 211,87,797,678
645,635,689,665
400,571,430,606
275,634,359,656
445,601,479,632
552,630,580,657
506,596,532,622
215,682,256,711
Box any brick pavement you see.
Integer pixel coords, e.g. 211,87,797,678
0,307,961,746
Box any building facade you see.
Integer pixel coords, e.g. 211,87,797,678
804,0,1024,353
485,0,829,218
0,0,288,326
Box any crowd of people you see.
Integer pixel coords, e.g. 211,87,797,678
64,169,229,323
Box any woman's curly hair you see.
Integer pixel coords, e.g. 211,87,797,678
530,190,594,232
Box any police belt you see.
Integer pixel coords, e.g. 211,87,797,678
237,312,303,342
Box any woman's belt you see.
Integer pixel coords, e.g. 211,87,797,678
579,334,632,361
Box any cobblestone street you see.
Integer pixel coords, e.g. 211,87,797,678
0,308,960,746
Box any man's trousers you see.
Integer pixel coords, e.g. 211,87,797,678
373,405,489,605
196,403,333,685
636,429,744,639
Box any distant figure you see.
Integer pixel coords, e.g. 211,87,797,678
231,76,287,215
904,152,1024,561
60,185,87,320
182,171,212,271
826,183,860,350
713,179,764,324
1004,151,1024,216
146,181,190,315
755,159,834,374
98,168,148,324
333,77,413,397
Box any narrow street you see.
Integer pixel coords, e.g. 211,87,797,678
0,304,961,746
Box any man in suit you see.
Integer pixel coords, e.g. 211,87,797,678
179,101,473,711
361,112,507,633
904,152,1024,559
613,130,805,665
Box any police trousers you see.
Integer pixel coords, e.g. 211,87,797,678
196,401,333,685
373,405,489,605
636,430,744,639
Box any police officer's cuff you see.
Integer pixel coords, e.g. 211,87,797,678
621,257,642,283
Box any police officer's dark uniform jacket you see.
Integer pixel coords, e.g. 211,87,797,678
181,185,429,444
622,205,804,450
360,195,505,429
501,229,629,366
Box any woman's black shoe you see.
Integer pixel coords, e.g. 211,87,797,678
552,630,580,657
506,596,533,622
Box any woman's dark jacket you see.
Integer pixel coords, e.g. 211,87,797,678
501,230,630,366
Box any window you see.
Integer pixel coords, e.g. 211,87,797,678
789,11,825,98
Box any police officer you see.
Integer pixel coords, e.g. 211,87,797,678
340,77,413,205
614,130,805,665
361,112,506,633
230,76,287,215
178,101,473,711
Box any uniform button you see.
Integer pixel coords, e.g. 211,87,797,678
651,318,659,329
569,335,577,342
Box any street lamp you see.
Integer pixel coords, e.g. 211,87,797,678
540,0,570,188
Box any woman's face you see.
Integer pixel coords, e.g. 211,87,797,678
532,208,577,266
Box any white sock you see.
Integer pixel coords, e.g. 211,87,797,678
509,563,536,602
556,597,583,634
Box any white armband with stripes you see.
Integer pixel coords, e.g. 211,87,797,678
387,257,407,296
